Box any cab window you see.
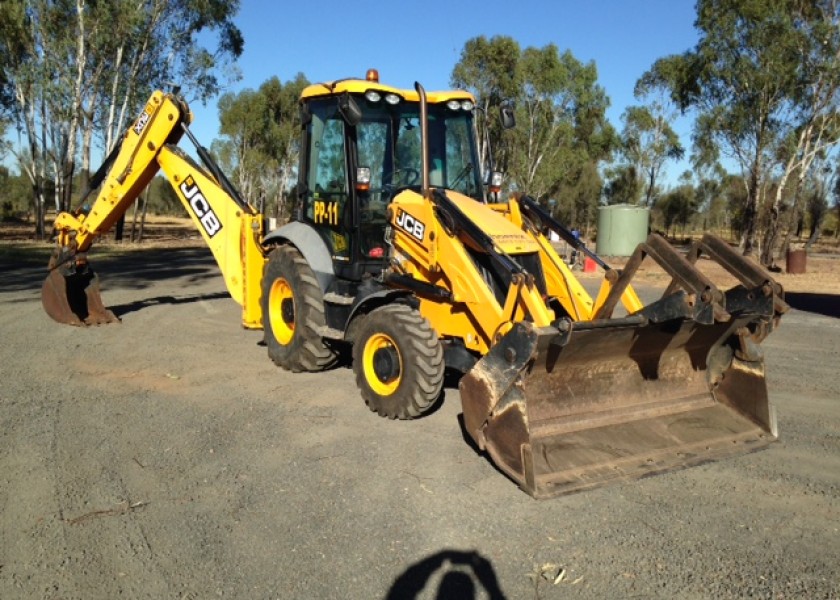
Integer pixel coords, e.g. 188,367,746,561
305,103,350,256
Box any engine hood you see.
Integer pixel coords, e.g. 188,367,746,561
444,191,539,255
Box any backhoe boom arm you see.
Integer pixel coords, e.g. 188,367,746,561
43,90,266,328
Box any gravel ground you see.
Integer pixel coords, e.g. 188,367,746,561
0,247,838,599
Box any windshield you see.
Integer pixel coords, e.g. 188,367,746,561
356,101,482,201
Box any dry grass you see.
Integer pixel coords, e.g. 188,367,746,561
0,213,206,248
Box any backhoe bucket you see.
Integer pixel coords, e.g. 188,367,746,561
41,263,119,326
459,312,777,498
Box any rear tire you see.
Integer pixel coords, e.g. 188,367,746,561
352,304,444,419
262,246,337,372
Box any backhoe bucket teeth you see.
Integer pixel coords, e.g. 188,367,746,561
41,265,119,326
459,313,777,498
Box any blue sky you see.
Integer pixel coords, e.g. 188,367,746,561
1,1,700,183
188,0,700,181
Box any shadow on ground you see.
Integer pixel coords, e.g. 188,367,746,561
386,550,507,600
0,247,218,295
785,292,840,318
109,291,232,319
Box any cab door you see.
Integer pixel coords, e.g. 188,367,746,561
300,100,353,263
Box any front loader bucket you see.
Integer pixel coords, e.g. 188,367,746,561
42,264,119,326
459,314,777,498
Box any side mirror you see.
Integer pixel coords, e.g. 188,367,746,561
500,105,516,129
337,93,362,127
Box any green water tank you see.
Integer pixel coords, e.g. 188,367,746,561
596,204,650,256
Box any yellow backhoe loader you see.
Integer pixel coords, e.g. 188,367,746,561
42,71,787,497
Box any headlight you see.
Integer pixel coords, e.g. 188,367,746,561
460,100,474,111
356,166,371,192
446,100,462,111
365,90,381,103
384,93,400,105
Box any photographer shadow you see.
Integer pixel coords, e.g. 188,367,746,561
386,549,507,600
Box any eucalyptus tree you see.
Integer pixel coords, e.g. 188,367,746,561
833,164,840,239
619,100,683,207
802,164,832,250
450,35,521,173
658,183,697,237
641,0,840,261
505,45,613,199
602,164,642,205
213,74,309,222
451,37,614,229
759,0,840,264
257,74,309,220
0,2,16,119
0,0,242,236
639,0,804,255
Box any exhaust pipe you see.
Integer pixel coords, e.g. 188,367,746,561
414,82,430,199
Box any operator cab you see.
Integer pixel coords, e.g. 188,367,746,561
297,71,483,282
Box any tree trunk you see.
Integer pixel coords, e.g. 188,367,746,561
741,163,761,256
80,129,92,193
645,167,655,206
32,181,45,240
760,155,801,266
805,214,823,251
61,159,75,212
130,196,139,242
137,190,149,243
104,45,124,153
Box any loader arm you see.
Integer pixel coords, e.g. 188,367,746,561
506,195,645,320
42,90,266,328
386,187,558,355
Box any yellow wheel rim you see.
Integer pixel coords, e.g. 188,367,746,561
268,278,294,345
363,333,402,396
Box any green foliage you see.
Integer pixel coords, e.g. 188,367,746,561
145,176,182,215
551,161,603,230
720,174,749,237
603,165,642,205
213,74,309,221
0,1,25,116
617,102,683,206
0,0,244,235
451,36,614,230
451,35,522,105
640,0,840,256
0,167,34,220
451,35,522,172
656,184,697,235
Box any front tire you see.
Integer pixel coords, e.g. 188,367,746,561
352,304,444,419
262,246,337,372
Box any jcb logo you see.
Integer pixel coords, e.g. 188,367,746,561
133,109,151,135
395,209,425,242
180,177,223,238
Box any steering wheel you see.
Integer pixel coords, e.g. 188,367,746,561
385,168,420,188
